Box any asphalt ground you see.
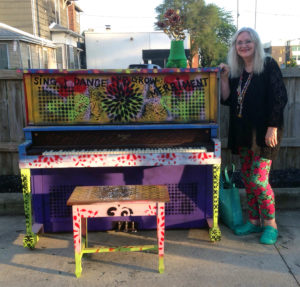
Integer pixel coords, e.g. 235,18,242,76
0,187,300,286
0,209,299,287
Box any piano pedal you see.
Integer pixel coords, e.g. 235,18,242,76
113,221,137,233
118,221,123,231
130,221,137,233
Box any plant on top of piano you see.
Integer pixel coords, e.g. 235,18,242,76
156,9,187,68
156,9,186,41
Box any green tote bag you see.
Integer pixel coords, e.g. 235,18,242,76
219,165,244,230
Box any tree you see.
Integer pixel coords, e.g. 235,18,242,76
286,58,297,67
155,0,236,67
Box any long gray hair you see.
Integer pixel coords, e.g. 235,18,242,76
228,27,266,78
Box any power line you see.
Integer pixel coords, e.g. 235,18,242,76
80,13,155,19
232,9,300,17
81,9,300,19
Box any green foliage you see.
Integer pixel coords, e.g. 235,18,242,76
286,58,297,67
155,0,236,67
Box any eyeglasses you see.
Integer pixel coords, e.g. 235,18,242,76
236,40,253,47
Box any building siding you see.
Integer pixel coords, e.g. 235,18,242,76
0,0,82,69
0,0,70,40
6,41,21,69
1,40,56,69
0,0,33,34
34,0,55,39
59,0,68,28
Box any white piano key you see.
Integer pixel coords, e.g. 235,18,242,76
42,146,207,156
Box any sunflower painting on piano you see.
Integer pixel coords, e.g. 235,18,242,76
24,68,218,125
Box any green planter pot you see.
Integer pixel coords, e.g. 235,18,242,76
166,40,187,68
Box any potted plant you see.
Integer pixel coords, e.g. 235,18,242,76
156,9,187,68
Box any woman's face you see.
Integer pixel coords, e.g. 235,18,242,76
235,31,255,62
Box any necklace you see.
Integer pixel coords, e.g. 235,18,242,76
236,72,253,118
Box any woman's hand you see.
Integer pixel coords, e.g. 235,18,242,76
265,127,278,147
219,63,230,80
219,63,230,101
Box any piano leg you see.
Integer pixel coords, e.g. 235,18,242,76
21,168,39,249
157,202,166,273
209,164,222,242
72,206,83,278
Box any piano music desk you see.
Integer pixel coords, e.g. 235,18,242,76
67,185,169,278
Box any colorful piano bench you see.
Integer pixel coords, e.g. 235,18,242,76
67,185,170,278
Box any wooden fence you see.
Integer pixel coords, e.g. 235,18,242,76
0,69,299,175
0,70,25,175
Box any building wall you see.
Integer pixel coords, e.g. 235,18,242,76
1,41,21,69
270,46,287,68
289,39,300,65
59,0,68,28
67,3,80,34
52,31,78,46
85,32,190,69
36,0,70,38
0,0,82,70
0,0,69,39
31,45,42,68
33,0,58,39
1,40,56,69
0,0,33,34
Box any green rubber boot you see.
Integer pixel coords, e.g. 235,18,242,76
234,221,263,235
260,226,278,244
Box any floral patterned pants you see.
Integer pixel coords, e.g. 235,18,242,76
239,147,275,220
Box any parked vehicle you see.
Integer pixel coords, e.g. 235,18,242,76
128,64,161,69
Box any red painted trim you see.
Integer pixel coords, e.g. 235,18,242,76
23,74,29,125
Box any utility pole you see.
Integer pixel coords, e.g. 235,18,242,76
237,0,239,29
254,0,257,29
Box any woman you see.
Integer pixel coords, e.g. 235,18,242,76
220,27,287,244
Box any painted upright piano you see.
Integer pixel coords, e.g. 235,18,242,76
19,67,221,248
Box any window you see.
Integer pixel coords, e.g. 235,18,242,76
67,45,75,69
56,46,63,69
26,45,32,69
293,45,300,51
0,44,9,69
37,47,42,68
74,47,80,69
43,49,48,68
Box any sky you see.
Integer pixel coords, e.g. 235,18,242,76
77,0,300,43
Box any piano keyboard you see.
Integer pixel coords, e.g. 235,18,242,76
42,147,207,156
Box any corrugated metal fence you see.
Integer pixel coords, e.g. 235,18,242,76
0,69,299,175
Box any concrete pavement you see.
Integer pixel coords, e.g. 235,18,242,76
0,210,299,287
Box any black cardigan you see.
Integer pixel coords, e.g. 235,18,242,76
222,57,288,160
